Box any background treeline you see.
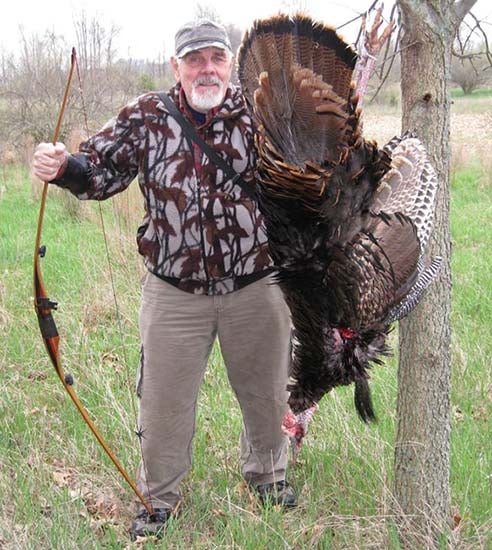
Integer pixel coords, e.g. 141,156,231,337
0,15,173,160
1,9,490,167
0,8,245,163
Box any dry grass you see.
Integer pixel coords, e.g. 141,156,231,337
363,99,492,186
450,110,492,185
2,91,491,548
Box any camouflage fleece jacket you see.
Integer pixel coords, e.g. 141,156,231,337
54,83,272,295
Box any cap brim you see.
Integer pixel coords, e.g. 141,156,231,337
177,40,232,58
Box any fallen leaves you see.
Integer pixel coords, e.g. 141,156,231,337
452,509,462,531
51,458,122,526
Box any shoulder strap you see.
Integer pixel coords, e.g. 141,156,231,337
158,92,256,199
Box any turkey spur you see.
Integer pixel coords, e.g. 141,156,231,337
237,14,441,421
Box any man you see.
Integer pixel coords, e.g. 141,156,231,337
33,19,295,540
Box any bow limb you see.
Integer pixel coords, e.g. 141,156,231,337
33,48,153,516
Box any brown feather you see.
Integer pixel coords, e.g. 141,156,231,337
238,13,359,167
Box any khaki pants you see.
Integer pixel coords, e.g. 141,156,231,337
136,272,291,509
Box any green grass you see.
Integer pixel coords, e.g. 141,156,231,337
449,166,492,542
450,87,492,99
449,87,492,114
1,162,491,548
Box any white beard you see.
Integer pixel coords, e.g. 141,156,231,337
190,76,225,111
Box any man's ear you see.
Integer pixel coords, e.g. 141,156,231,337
170,56,180,81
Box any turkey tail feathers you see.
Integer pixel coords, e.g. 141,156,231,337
238,14,357,102
238,14,359,166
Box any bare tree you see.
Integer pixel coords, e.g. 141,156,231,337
280,0,308,12
72,12,128,129
451,40,491,94
352,1,491,104
394,1,477,546
194,3,221,22
0,16,173,149
0,30,74,145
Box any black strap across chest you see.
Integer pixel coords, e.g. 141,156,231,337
158,92,256,199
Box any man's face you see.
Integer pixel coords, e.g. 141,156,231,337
171,47,234,113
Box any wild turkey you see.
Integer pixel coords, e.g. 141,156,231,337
237,14,442,436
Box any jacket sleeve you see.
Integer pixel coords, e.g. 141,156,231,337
51,97,143,200
51,154,92,195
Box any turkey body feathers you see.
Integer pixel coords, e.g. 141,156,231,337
238,14,440,419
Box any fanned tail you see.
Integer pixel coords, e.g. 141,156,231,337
238,14,359,166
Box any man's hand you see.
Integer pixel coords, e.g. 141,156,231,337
33,142,68,182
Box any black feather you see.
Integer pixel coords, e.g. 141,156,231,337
354,378,376,423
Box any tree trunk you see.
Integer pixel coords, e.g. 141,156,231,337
394,1,475,546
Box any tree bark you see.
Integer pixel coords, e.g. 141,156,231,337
394,1,475,546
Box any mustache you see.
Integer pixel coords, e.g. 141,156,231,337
193,76,222,87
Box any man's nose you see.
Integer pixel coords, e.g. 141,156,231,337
200,58,216,72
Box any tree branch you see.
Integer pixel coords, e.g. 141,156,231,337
453,0,478,25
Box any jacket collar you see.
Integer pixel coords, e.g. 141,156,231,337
158,82,247,124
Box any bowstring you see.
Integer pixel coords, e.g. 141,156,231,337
72,51,154,510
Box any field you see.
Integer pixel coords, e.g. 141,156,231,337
0,92,491,548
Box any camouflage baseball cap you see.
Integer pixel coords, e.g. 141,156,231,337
175,19,232,58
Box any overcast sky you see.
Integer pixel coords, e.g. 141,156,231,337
1,0,491,60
